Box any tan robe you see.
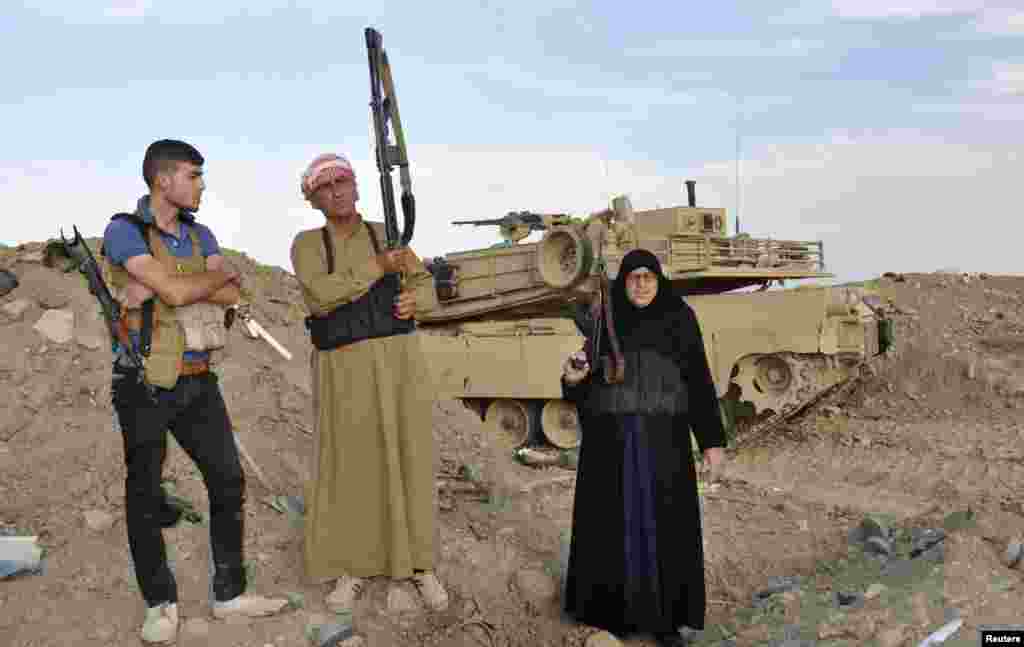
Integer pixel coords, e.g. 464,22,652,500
291,217,439,580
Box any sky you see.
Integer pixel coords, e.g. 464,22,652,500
1,1,1022,284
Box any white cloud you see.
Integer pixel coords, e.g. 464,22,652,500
473,57,703,113
622,37,828,60
688,131,1023,281
914,99,1024,121
4,131,1022,285
973,7,1024,34
978,61,1024,96
830,0,987,19
103,0,152,19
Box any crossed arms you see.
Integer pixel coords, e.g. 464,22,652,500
120,253,240,308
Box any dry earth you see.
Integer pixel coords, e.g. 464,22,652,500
1,241,1022,647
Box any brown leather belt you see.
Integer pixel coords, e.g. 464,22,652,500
179,359,210,376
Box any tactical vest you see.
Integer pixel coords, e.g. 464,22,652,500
304,221,415,351
103,214,229,389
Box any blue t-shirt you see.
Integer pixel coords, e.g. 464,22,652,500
103,213,221,362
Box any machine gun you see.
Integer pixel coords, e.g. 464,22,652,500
452,211,572,244
365,27,414,250
49,226,157,401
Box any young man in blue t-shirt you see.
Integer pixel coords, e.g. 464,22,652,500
103,139,287,644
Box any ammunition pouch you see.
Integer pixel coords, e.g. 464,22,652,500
176,302,228,352
305,274,414,351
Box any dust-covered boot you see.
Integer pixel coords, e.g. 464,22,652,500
411,571,449,612
140,602,178,644
325,574,366,614
212,594,289,619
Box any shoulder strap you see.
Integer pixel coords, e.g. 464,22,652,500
101,212,152,258
321,227,335,274
321,222,382,275
185,223,202,258
104,212,156,357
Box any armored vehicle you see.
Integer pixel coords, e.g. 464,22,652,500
417,182,888,449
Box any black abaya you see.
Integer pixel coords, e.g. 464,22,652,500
561,249,725,636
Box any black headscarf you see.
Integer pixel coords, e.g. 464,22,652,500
609,248,686,358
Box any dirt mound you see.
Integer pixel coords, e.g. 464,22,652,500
1,243,1022,647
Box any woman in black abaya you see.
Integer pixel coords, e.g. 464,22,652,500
560,248,726,647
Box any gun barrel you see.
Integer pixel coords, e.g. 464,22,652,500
451,219,504,226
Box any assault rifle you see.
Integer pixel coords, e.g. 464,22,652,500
52,226,157,401
365,27,414,250
452,212,572,244
568,198,630,384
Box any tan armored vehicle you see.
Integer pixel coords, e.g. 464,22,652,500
417,182,889,449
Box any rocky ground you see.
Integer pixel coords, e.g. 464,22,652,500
1,241,1021,647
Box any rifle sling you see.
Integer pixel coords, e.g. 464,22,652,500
140,299,154,356
321,221,382,276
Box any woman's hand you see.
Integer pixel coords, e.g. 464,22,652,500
700,447,725,483
562,350,590,385
393,290,417,320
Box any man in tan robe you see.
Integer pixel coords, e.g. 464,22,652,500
290,153,448,621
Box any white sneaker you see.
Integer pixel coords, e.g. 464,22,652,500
411,571,449,612
140,602,178,644
212,594,289,619
325,575,366,614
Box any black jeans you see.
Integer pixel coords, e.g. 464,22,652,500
112,368,247,607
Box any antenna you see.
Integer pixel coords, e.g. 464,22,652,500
734,96,742,236
599,156,611,207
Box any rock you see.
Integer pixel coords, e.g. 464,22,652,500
91,625,116,641
850,515,888,544
865,583,887,599
182,618,209,636
918,542,945,562
0,269,18,298
1004,539,1023,568
910,528,945,557
585,631,622,647
876,625,907,647
833,590,865,609
515,568,557,603
864,536,894,557
817,622,847,640
33,309,74,344
0,406,34,442
753,575,801,603
881,558,916,579
83,510,115,533
75,327,106,351
18,250,45,264
1,298,31,321
386,584,421,614
37,289,70,310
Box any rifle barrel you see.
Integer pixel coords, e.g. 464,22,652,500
451,219,503,226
